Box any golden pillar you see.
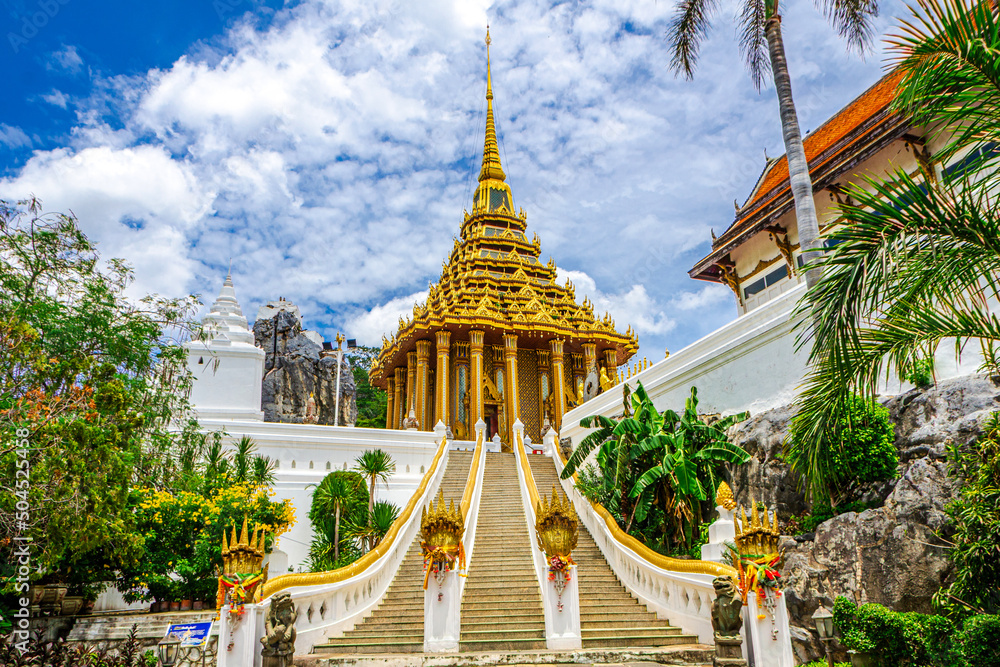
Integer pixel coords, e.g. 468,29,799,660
583,343,597,374
394,367,405,429
503,333,519,450
469,330,485,428
416,340,432,431
550,339,566,432
435,331,451,429
406,352,417,426
386,377,396,430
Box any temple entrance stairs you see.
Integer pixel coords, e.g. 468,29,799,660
312,451,474,655
307,450,709,665
528,454,698,650
459,452,546,651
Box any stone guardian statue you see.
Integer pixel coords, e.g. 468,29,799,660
260,592,297,667
711,576,747,667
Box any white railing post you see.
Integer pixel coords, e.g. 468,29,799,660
700,503,736,563
217,602,266,667
512,420,582,650
745,594,795,667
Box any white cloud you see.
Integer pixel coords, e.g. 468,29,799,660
558,269,676,337
344,290,429,346
671,284,732,311
47,45,83,73
0,125,32,150
41,90,69,109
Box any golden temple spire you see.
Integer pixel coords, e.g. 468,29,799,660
479,26,506,183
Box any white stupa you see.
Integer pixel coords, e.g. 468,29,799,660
185,272,265,421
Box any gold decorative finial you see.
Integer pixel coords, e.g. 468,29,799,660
479,26,506,183
716,481,737,511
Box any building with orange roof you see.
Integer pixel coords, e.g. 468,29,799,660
688,70,938,314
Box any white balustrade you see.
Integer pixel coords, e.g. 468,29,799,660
512,420,582,650
551,449,716,644
218,437,452,667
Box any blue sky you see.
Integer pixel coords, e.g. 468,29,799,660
1,0,906,360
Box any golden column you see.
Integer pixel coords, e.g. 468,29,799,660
406,352,417,427
394,367,406,429
386,377,396,430
583,343,597,374
550,339,566,432
416,340,432,431
435,331,451,429
503,333,519,450
469,330,485,428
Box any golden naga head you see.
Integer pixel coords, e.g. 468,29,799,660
221,518,267,576
734,498,781,559
535,487,578,558
421,491,465,551
716,481,737,511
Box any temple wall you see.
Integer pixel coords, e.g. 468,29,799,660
561,282,985,446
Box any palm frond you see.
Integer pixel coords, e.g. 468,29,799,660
817,0,879,53
668,0,721,79
738,0,770,90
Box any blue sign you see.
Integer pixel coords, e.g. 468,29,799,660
165,621,213,646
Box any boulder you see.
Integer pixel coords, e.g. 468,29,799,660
253,309,357,426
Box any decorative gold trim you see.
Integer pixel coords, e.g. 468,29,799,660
259,435,449,599
460,427,485,518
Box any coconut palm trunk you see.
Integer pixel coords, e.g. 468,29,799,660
765,15,824,289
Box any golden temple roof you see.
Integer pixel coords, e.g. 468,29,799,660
369,31,638,388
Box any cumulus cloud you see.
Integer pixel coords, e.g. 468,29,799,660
41,90,69,109
558,269,675,336
345,290,429,347
0,0,900,357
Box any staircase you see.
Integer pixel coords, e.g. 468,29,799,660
529,454,699,649
313,451,474,655
459,452,546,651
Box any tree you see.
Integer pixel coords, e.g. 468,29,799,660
347,346,387,428
353,449,395,550
0,198,204,580
308,471,367,564
563,383,750,553
787,0,1000,500
667,0,879,289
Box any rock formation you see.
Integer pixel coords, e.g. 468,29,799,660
724,374,1000,663
252,299,357,426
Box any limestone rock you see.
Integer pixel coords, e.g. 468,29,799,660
252,306,357,426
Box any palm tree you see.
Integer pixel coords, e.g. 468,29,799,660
231,435,254,483
787,0,1000,500
310,473,365,561
667,0,879,288
251,454,277,486
354,449,395,518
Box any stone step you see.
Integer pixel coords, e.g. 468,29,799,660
297,645,714,667
460,627,546,641
457,637,548,652
314,640,423,654
582,633,700,649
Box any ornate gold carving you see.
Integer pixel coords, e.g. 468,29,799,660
535,487,578,558
734,500,781,558
716,481,737,511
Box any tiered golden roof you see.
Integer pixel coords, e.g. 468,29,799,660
369,30,637,388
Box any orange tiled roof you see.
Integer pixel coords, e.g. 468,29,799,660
738,69,903,221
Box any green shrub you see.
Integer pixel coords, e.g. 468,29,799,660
832,597,959,666
801,662,849,667
903,357,934,388
934,413,1000,617
788,393,897,503
960,614,1000,667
